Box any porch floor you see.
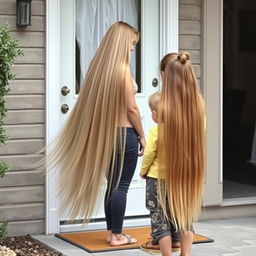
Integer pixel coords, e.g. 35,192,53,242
33,217,256,256
224,180,256,198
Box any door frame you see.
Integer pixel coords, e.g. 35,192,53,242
203,0,223,205
45,0,179,234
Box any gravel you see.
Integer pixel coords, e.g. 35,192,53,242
0,235,63,256
0,245,16,256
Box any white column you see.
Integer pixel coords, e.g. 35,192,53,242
45,0,61,234
159,0,179,60
203,0,223,205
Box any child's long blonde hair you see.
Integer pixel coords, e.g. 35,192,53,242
38,22,139,222
158,52,205,231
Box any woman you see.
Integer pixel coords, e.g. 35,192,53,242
42,22,145,246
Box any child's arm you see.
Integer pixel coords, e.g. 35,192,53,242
140,126,158,178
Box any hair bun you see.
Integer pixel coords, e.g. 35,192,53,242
177,52,190,64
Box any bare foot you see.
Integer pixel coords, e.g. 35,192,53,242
110,233,137,246
106,230,112,243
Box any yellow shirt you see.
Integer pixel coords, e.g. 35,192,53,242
140,119,206,179
140,125,159,179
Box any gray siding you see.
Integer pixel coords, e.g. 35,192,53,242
0,0,45,235
179,0,202,84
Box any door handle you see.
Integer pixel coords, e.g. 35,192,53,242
61,104,69,114
61,86,70,96
152,78,158,87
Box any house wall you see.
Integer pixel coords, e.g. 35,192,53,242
0,0,203,236
0,0,45,235
179,0,202,87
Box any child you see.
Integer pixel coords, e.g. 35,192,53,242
140,92,181,253
157,52,206,256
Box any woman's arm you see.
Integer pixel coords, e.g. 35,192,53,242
124,67,145,156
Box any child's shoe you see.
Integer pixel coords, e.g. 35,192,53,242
140,238,180,253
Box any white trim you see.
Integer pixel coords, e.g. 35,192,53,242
46,0,61,234
60,218,150,233
219,0,223,183
46,0,179,234
222,197,256,206
202,0,223,205
159,0,179,59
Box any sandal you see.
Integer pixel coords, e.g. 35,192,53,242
122,233,134,244
110,233,137,246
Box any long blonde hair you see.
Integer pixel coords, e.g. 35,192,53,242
39,22,139,221
158,52,205,231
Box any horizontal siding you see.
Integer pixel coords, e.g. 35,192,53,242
8,220,44,236
11,32,45,47
0,0,46,235
0,203,44,221
5,95,44,109
179,20,201,35
179,6,201,20
0,171,44,187
12,64,44,79
0,139,44,155
179,35,201,50
4,124,44,139
0,15,45,31
8,80,45,94
0,186,44,204
179,0,202,87
15,48,45,64
179,0,201,5
0,1,45,16
193,64,201,78
4,110,44,124
0,155,43,171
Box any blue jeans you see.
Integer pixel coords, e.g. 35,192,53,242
104,128,139,234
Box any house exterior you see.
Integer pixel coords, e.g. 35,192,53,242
0,0,255,236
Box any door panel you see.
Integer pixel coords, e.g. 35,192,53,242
59,0,160,222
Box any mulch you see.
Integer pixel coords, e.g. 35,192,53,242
0,235,63,256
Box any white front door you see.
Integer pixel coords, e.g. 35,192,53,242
46,0,178,234
59,0,159,228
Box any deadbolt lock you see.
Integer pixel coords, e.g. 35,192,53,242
152,78,159,87
61,86,70,96
61,104,69,114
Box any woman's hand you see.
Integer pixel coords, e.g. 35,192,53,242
138,137,146,156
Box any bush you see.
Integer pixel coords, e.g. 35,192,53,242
0,24,23,239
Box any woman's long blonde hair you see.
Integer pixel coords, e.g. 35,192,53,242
158,52,205,231
39,22,139,221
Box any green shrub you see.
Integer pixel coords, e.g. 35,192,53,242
0,221,8,239
0,24,23,175
0,24,23,239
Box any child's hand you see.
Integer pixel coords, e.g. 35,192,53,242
140,173,147,179
138,137,146,156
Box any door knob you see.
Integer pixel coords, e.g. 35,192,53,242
152,78,158,87
61,104,69,114
61,86,70,96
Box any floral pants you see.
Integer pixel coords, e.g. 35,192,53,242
146,177,180,245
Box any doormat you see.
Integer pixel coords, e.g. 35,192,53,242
55,226,214,253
